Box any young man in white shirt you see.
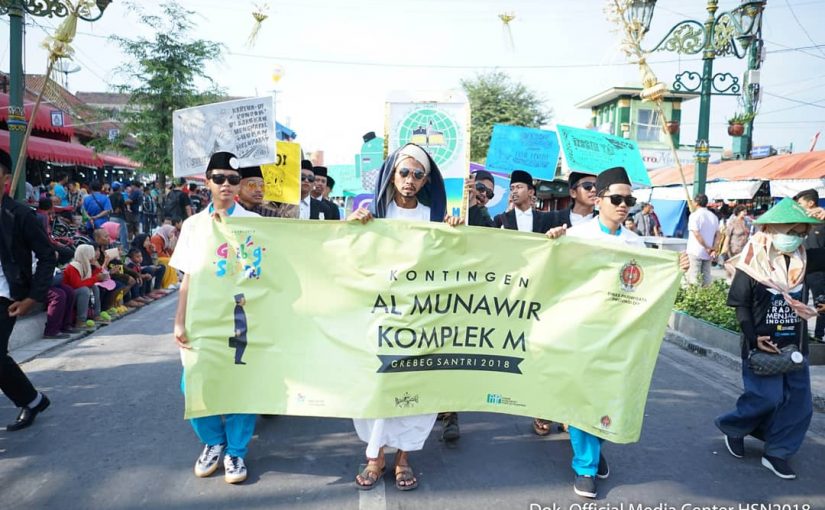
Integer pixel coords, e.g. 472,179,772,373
686,194,720,286
170,151,259,485
546,166,643,498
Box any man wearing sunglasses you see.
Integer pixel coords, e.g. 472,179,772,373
311,166,340,220
170,151,260,485
467,170,496,228
548,172,598,231
299,160,325,220
546,166,643,499
493,170,549,233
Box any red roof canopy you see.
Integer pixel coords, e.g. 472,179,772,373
649,151,825,186
0,92,74,139
0,129,101,167
98,153,140,169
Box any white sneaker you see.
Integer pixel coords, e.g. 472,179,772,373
224,455,247,484
194,443,225,478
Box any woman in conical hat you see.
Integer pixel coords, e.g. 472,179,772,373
717,197,822,480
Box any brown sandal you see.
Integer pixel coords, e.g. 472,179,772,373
394,465,418,491
355,460,385,490
533,418,553,436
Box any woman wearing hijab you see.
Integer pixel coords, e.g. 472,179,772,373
348,143,460,492
150,224,180,289
717,198,822,480
62,244,109,328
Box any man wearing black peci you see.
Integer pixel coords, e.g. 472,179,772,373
311,166,340,220
493,170,550,233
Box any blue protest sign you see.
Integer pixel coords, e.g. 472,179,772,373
484,125,560,181
556,124,651,186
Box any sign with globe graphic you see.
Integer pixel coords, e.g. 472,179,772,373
386,91,470,218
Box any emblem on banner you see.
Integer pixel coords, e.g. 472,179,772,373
600,415,612,428
394,392,419,408
619,259,643,292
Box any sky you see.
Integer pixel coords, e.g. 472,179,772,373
1,0,824,166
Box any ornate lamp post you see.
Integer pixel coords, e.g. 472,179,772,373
624,0,765,195
0,0,112,200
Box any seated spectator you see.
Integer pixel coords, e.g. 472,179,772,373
43,278,76,339
92,228,144,309
62,244,109,328
125,247,165,299
150,224,180,289
130,234,167,296
35,198,75,264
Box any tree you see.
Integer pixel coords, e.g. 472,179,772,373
461,71,553,163
109,1,223,185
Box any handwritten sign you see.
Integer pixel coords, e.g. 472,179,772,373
485,125,560,181
261,141,301,204
556,125,650,186
172,96,277,177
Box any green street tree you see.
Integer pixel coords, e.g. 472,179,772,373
109,1,223,185
461,71,553,163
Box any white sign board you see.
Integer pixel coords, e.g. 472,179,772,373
173,96,276,177
639,148,722,171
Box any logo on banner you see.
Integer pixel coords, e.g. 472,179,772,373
214,234,266,279
394,392,419,408
619,260,643,292
397,108,461,167
600,415,612,429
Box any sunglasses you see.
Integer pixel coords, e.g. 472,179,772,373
244,181,264,191
209,174,241,185
575,182,597,192
603,194,637,207
397,167,427,181
301,174,315,183
474,182,494,199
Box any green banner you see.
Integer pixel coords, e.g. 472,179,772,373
182,218,680,443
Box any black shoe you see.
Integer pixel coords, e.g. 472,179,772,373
762,455,796,479
573,475,597,498
7,394,50,432
724,435,745,458
597,453,609,479
42,332,71,340
442,412,460,442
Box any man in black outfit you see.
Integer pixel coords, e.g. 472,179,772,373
547,172,597,229
0,152,55,431
493,170,549,233
795,189,825,340
299,161,325,220
467,170,496,228
311,166,340,220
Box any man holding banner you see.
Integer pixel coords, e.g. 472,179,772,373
546,166,642,499
493,170,549,233
349,143,460,491
170,151,260,485
547,172,597,230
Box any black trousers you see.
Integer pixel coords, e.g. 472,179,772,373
0,298,38,408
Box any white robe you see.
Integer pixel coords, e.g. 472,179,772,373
353,200,437,458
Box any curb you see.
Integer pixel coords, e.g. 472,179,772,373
663,328,825,414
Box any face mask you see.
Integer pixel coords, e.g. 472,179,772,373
772,233,804,253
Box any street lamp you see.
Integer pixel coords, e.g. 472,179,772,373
0,0,113,200
627,0,766,195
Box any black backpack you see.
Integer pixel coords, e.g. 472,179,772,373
163,189,184,220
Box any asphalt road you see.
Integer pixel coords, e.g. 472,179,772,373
1,296,824,510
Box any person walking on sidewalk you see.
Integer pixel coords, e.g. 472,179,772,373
0,154,55,431
686,194,720,286
716,197,822,480
794,189,825,341
170,151,259,485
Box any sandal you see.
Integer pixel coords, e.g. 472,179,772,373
355,460,385,490
394,465,418,491
533,418,553,436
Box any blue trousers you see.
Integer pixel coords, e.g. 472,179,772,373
569,426,602,476
180,373,256,458
716,361,812,460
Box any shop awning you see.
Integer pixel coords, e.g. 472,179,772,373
649,151,825,186
770,178,825,198
0,129,101,167
0,92,74,138
98,153,140,169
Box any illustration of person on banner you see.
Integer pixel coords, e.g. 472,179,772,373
299,161,325,220
545,166,642,499
716,197,823,481
493,170,550,233
348,142,461,491
170,151,260,485
237,164,297,218
311,166,340,220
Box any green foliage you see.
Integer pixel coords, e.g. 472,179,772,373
727,111,756,125
106,1,224,180
461,71,553,162
674,280,740,332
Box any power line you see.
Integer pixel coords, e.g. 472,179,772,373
763,92,825,110
783,0,825,60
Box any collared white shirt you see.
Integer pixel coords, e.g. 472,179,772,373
0,261,10,300
567,216,645,247
515,207,533,233
299,196,311,220
387,201,430,221
569,210,590,227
